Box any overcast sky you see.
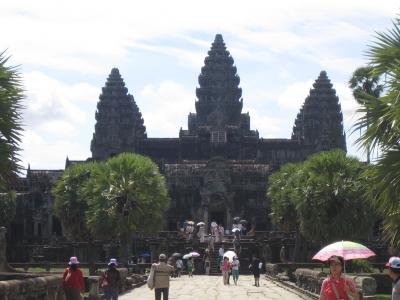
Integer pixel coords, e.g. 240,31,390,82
2,0,399,170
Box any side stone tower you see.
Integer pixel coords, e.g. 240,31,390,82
292,71,346,155
91,68,146,160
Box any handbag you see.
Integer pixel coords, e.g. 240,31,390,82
147,266,155,290
101,277,109,288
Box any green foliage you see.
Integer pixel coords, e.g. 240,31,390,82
52,162,94,241
352,17,400,249
85,153,170,240
350,259,373,273
52,153,170,245
0,191,16,227
268,150,375,244
0,51,24,189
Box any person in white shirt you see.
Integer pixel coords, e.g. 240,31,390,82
175,259,183,277
218,246,224,271
231,256,240,285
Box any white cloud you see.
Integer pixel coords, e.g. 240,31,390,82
1,0,397,73
20,129,90,170
139,81,195,137
277,80,314,109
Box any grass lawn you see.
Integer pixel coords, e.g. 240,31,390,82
375,294,391,300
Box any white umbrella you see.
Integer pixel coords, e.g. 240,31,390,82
232,228,240,233
183,254,192,259
197,222,205,226
223,250,237,262
190,251,200,257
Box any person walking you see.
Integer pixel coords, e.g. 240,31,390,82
187,257,194,277
231,256,240,285
102,258,121,300
148,253,174,300
249,255,261,287
175,258,183,277
221,257,231,285
218,245,224,272
386,256,400,300
207,234,215,252
319,255,359,300
204,249,211,275
62,256,84,300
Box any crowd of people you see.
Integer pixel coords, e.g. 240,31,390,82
61,253,400,300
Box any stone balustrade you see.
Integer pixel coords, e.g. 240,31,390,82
0,273,65,300
294,268,326,294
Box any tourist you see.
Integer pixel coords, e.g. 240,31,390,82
62,256,84,300
175,258,183,277
386,256,400,300
187,257,195,277
197,223,206,243
218,245,224,271
102,258,121,300
241,222,247,235
221,257,231,285
319,255,359,300
249,255,261,287
218,224,225,242
148,253,174,300
233,236,241,257
207,233,215,252
280,245,287,263
204,249,211,275
213,223,220,242
231,256,240,285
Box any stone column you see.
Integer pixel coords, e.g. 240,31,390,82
203,205,209,233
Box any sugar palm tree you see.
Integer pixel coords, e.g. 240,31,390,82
0,51,24,190
349,66,383,163
353,17,400,249
85,153,170,263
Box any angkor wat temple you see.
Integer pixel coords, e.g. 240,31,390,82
10,34,346,244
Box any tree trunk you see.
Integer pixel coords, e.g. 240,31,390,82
292,228,303,262
119,232,133,265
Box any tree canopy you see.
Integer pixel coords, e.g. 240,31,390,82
0,51,23,190
53,153,170,261
352,17,400,249
268,150,374,245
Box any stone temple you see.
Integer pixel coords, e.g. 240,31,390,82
11,34,346,243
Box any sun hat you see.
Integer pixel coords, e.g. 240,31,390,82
386,256,400,269
69,256,80,265
108,258,118,266
159,253,166,260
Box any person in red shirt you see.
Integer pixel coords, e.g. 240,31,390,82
320,256,359,300
63,256,85,300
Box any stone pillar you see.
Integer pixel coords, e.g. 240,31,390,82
47,195,53,237
203,205,209,233
226,208,232,229
88,276,101,300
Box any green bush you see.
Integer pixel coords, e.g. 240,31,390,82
350,259,373,273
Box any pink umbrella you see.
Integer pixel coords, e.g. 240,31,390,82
312,241,376,261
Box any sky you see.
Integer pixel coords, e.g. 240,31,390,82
1,0,399,170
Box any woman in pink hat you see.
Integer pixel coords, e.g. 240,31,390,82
63,256,85,300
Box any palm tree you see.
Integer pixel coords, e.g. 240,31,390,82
349,66,383,163
0,51,24,190
52,162,94,241
85,153,170,263
353,17,400,249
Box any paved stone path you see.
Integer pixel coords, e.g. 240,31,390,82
120,275,307,300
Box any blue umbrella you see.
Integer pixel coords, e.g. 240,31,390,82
140,251,151,257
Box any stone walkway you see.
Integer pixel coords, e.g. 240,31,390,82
120,275,308,300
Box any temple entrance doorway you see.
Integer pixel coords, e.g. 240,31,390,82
209,210,225,226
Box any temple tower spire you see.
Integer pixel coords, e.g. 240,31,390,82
193,34,243,130
292,71,346,154
91,68,146,160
